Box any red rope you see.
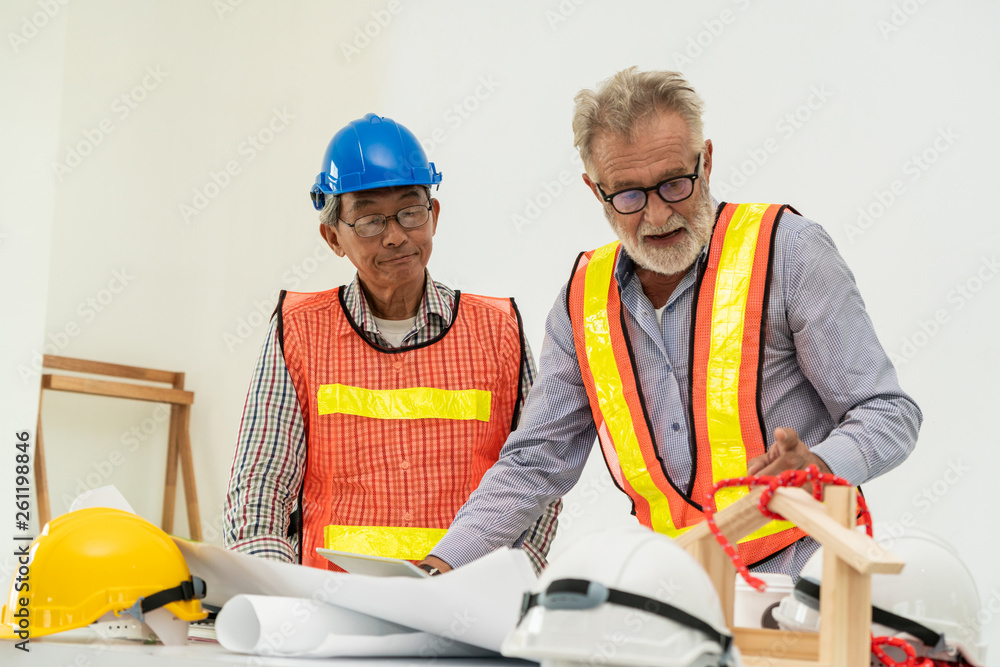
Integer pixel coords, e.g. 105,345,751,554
871,634,936,666
701,464,871,593
701,465,934,664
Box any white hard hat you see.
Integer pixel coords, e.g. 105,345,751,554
501,525,740,667
772,530,986,666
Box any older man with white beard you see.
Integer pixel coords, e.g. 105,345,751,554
421,68,921,578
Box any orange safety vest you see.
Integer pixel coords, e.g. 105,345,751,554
279,287,524,570
568,202,805,566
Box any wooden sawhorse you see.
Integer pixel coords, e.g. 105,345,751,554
34,354,202,540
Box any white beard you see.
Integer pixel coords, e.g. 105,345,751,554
609,184,715,276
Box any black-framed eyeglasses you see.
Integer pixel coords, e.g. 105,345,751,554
338,203,433,238
596,154,701,215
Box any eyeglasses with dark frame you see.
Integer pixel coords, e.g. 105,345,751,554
338,202,433,238
596,154,701,215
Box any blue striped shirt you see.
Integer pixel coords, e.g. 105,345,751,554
432,207,921,577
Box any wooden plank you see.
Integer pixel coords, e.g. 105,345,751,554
743,658,829,667
767,487,903,575
686,537,736,627
34,389,50,528
818,486,872,666
735,628,819,662
675,486,772,549
161,404,180,534
43,355,179,384
42,374,194,405
177,404,202,541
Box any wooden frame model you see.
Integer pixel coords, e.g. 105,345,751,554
34,354,202,541
675,485,905,667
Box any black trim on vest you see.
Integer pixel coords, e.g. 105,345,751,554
336,286,461,354
567,249,629,505
618,270,702,513
276,289,305,562
510,297,527,431
276,290,288,357
754,205,788,449
565,251,586,322
684,202,726,498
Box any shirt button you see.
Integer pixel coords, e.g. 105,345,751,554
672,422,681,432
393,361,403,370
666,364,672,373
400,460,410,470
403,511,412,521
666,304,675,313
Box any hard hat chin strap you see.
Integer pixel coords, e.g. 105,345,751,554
794,578,948,655
123,576,207,623
520,578,734,663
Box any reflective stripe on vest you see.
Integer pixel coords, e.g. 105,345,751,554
317,384,492,422
692,203,799,550
280,288,523,569
568,202,805,565
324,525,447,560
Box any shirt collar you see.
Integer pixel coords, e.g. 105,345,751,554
344,271,451,335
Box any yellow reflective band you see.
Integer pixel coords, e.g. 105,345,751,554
582,242,678,536
324,525,447,560
705,203,767,514
317,384,491,422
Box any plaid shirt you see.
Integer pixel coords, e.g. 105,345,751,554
224,272,560,572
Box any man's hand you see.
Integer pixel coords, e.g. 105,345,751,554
746,427,832,478
418,555,453,574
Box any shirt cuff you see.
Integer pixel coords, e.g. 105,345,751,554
429,526,497,570
811,435,870,486
227,535,297,563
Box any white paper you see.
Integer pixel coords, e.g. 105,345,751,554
216,595,492,658
173,539,536,652
319,547,538,652
68,485,137,514
172,537,351,608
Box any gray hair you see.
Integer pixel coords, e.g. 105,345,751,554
319,186,433,227
573,67,705,176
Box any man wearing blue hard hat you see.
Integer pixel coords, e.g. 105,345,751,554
223,114,559,573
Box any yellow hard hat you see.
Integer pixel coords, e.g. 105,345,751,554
2,507,207,639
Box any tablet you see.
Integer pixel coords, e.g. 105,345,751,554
316,548,430,578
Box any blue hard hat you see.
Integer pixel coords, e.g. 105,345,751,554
310,113,443,210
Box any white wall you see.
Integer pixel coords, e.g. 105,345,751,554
0,0,67,614
5,0,1000,655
